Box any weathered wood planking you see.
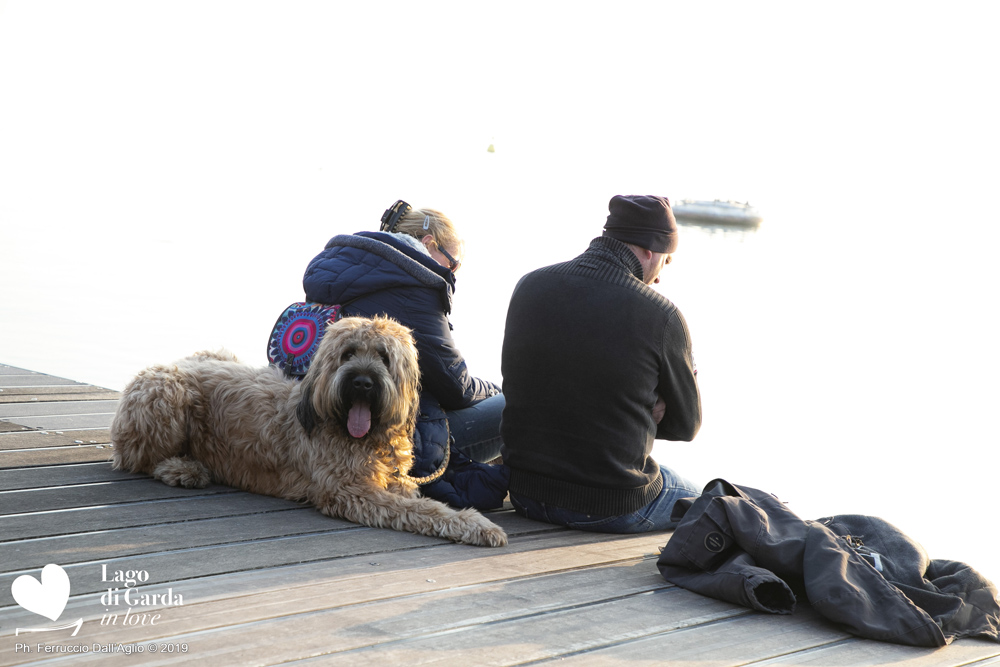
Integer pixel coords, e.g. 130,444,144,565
0,412,115,431
561,610,853,665
0,461,144,491
1,367,997,666
0,445,115,467
0,367,116,435
0,399,119,419
0,386,121,403
0,529,654,639
0,429,112,452
0,373,88,388
0,503,552,607
0,493,308,543
0,478,239,516
0,427,115,468
0,366,44,375
16,567,745,666
3,507,351,572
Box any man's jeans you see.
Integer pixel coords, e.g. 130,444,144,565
445,393,505,463
510,465,700,533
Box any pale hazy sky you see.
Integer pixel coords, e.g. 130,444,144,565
4,1,997,233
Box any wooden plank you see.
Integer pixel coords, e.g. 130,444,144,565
0,388,121,403
560,611,995,666
0,383,118,395
0,525,434,609
0,478,239,516
0,444,114,467
0,398,117,432
556,608,850,665
749,636,1000,666
2,507,356,572
0,428,112,451
0,509,552,608
302,595,1000,667
1,412,114,430
0,399,119,418
18,557,696,666
1,508,551,584
0,492,307,541
282,585,746,666
0,461,144,491
0,530,668,654
0,365,48,376
0,374,87,388
0,421,31,434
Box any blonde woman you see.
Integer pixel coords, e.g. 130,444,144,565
302,201,507,509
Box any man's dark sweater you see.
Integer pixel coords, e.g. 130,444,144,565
500,236,701,516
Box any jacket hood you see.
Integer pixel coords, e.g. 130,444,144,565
303,232,455,313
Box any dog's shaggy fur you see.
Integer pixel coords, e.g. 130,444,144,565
110,316,507,547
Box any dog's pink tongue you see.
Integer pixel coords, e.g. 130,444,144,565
348,401,371,438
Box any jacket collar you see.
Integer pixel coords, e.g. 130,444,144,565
356,231,457,291
587,236,645,282
323,232,454,313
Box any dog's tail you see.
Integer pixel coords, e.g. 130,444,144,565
111,364,193,475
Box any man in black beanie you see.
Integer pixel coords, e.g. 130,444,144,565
499,195,701,532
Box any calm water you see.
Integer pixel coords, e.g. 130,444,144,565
2,180,997,583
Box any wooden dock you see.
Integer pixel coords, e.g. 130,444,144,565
2,363,998,666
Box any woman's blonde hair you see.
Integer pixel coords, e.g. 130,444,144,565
393,208,464,258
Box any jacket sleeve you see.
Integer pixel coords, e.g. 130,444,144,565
658,550,797,614
655,308,702,441
407,301,501,409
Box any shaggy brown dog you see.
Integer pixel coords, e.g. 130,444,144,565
110,316,507,547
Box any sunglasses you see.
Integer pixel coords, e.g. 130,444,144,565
436,244,461,272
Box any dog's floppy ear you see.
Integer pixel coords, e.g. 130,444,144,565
296,379,318,436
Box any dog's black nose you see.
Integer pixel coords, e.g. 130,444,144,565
352,375,374,391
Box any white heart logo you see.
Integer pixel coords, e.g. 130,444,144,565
11,563,70,622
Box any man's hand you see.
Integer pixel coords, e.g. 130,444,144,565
653,397,666,424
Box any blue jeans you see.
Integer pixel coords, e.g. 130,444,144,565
510,465,700,533
445,393,505,463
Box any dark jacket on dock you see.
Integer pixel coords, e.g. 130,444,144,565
657,479,1000,647
303,232,507,509
500,236,701,516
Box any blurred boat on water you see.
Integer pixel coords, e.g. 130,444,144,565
672,199,763,228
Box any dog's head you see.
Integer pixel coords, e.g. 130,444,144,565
296,316,420,441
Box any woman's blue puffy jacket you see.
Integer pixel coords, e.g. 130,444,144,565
302,231,509,509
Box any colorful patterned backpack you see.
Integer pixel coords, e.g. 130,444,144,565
266,302,343,378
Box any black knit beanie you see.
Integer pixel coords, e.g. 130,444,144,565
602,195,678,254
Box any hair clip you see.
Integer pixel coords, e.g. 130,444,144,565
423,215,431,230
380,200,411,233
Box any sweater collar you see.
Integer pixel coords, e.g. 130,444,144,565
587,236,645,282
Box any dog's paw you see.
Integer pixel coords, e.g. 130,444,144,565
153,457,211,488
456,510,508,547
476,523,508,548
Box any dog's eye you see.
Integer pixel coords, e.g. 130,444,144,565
379,352,390,367
342,351,355,362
